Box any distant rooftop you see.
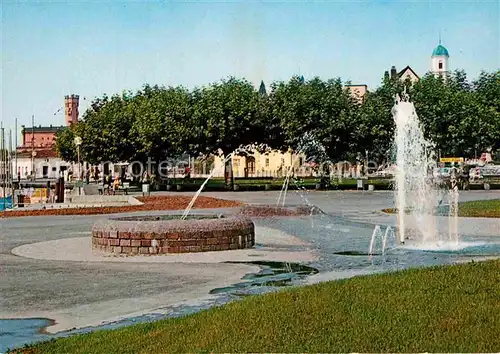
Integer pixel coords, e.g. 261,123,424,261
21,125,65,133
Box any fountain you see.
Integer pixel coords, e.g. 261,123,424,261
392,90,459,247
448,171,459,242
182,143,271,219
240,134,327,218
181,153,233,219
368,225,396,259
276,132,328,209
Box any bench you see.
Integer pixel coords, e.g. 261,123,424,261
114,182,130,195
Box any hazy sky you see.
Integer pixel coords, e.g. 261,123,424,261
1,0,499,135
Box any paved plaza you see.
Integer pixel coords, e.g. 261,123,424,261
1,190,499,337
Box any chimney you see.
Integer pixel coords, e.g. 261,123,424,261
390,66,397,79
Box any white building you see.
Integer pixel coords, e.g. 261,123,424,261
385,41,451,85
213,149,312,178
14,148,73,180
431,41,450,79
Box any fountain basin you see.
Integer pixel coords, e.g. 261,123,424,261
238,204,323,217
92,215,255,255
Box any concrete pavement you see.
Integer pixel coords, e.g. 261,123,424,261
1,190,498,335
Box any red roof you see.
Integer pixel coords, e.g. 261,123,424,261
15,148,59,158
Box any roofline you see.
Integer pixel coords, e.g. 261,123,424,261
398,66,420,80
21,125,65,131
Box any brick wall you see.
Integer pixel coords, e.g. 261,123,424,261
92,217,255,255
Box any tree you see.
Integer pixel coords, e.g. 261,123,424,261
270,76,325,151
319,79,360,162
472,71,500,153
356,74,407,164
131,84,193,176
270,76,359,163
55,125,78,162
190,77,264,188
412,70,499,157
474,70,500,112
77,92,139,165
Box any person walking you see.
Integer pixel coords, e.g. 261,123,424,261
112,175,120,195
102,174,109,195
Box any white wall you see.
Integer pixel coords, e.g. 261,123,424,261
15,157,72,179
213,149,309,178
431,55,449,76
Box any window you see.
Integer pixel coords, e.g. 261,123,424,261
281,158,285,166
246,157,256,174
265,158,269,168
299,157,304,166
438,61,443,69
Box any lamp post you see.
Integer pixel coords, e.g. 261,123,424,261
365,149,369,176
31,151,37,181
74,137,82,195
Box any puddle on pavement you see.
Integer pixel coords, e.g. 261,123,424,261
1,261,318,352
209,261,319,294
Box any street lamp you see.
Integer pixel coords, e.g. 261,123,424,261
31,150,37,181
365,150,369,176
74,137,82,195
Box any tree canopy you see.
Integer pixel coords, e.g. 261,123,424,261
54,70,499,168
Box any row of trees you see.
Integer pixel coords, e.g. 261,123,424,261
56,70,500,178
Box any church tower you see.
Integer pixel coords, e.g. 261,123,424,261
431,40,450,79
64,94,79,126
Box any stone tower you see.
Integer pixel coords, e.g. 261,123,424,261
431,40,450,79
64,94,79,126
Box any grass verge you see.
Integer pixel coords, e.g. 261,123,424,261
15,260,500,353
382,199,500,218
458,199,500,217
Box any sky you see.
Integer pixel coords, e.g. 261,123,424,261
1,0,499,137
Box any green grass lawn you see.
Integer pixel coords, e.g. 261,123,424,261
17,260,500,353
383,199,500,218
165,177,392,191
458,199,500,218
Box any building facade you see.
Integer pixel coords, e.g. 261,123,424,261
431,42,450,79
386,41,450,85
345,84,368,102
15,95,80,180
212,150,312,178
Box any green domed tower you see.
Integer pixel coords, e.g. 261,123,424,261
431,40,450,78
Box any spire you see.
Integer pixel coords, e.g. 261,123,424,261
439,30,442,45
258,80,267,96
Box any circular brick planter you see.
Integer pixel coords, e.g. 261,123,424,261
238,204,324,217
92,215,255,255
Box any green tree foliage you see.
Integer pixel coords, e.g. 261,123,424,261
413,70,500,157
55,126,77,162
76,93,138,164
56,69,498,174
190,77,266,187
270,76,360,161
131,84,193,163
